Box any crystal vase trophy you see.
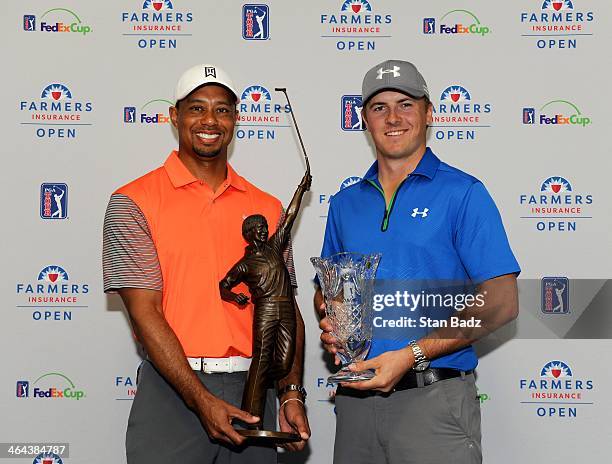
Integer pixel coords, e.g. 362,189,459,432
311,252,381,383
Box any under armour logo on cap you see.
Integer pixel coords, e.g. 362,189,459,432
377,66,401,79
411,208,429,218
204,66,216,78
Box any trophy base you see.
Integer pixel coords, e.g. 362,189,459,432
238,429,301,444
328,368,375,384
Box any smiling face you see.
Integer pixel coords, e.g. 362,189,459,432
170,84,238,161
362,90,432,161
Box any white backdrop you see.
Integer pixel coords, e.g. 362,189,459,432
1,1,611,463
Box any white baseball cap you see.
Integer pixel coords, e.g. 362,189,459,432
174,64,239,104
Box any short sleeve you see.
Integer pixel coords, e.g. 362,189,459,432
103,193,163,293
454,182,521,283
321,195,343,258
314,196,344,286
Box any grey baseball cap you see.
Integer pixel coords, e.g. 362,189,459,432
362,60,429,105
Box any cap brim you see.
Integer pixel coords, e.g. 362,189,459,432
363,86,428,106
175,82,239,105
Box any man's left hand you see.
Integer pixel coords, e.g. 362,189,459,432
278,395,310,451
342,347,414,393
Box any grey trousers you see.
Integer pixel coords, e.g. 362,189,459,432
334,374,482,464
126,360,277,464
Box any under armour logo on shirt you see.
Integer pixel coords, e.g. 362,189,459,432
411,208,429,218
377,66,401,79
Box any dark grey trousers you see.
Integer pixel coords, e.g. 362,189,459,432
334,374,482,464
126,360,277,464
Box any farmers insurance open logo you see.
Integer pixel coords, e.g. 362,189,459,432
236,85,291,142
15,265,90,322
19,84,93,139
121,1,194,49
519,361,594,418
422,8,491,36
22,7,92,35
518,177,593,233
319,0,392,52
431,85,492,142
520,1,594,50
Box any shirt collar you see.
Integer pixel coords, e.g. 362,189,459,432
163,150,247,192
362,147,441,182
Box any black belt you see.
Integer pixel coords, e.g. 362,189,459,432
336,368,473,398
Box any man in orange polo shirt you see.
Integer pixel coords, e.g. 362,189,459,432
103,64,310,464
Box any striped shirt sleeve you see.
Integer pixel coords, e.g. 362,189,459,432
103,193,163,293
277,210,298,288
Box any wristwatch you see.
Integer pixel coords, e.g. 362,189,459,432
409,340,430,372
278,384,307,401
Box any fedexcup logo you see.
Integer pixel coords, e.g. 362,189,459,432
319,0,393,52
16,372,86,401
236,85,291,142
22,7,92,35
16,265,90,321
121,1,194,49
519,177,593,232
422,9,491,36
20,84,93,139
522,100,591,127
520,1,594,50
123,99,173,124
519,361,594,418
431,85,492,142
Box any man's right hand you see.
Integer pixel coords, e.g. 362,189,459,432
300,172,312,191
196,394,260,446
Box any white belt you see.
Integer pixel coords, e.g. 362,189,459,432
187,356,251,373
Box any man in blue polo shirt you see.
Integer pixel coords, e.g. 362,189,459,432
316,60,520,464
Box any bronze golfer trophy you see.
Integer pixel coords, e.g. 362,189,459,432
219,88,310,443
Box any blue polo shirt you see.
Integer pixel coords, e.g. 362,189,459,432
320,148,520,370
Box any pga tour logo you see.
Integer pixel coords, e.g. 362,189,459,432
243,4,269,40
541,277,570,314
40,183,68,219
341,95,364,131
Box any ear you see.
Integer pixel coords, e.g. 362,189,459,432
426,102,433,126
362,108,369,131
169,105,179,129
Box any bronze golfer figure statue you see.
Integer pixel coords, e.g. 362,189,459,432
219,169,311,442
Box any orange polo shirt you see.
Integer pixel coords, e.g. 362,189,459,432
104,151,283,357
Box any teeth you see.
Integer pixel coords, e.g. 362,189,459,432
386,130,405,136
197,133,220,140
